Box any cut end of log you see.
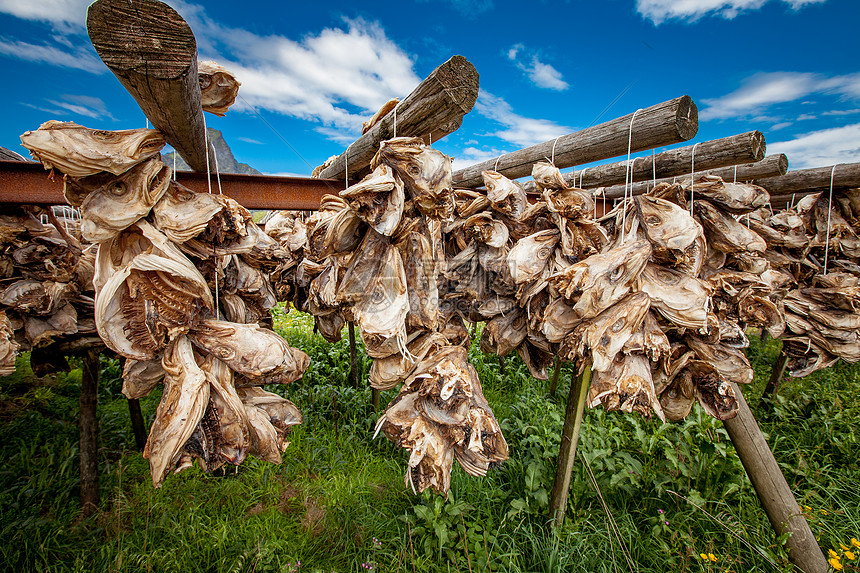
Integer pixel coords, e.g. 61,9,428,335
775,153,789,175
749,131,766,162
87,0,197,79
675,95,699,141
437,55,480,113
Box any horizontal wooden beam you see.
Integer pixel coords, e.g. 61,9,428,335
600,154,788,200
753,162,860,196
453,95,698,188
0,160,343,210
318,55,479,182
522,131,765,193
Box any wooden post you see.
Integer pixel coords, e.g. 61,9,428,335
318,55,479,182
600,154,789,199
87,0,214,172
79,349,100,516
453,96,698,188
754,162,860,196
348,322,359,388
548,356,562,397
723,383,828,573
497,355,507,376
372,388,381,412
127,399,148,451
521,131,766,193
549,365,591,528
761,351,789,402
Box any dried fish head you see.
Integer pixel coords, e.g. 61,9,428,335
323,207,365,254
463,212,509,248
531,161,567,191
589,353,665,421
738,294,785,337
340,164,404,236
479,307,527,356
694,200,767,253
635,194,702,254
95,221,214,360
153,181,224,243
143,335,209,487
21,120,165,177
564,291,651,372
688,360,738,420
507,229,559,285
362,98,399,134
482,171,528,220
237,387,302,450
373,137,453,218
691,176,769,214
355,243,410,354
189,319,309,382
544,188,595,220
686,336,754,385
622,311,670,363
122,358,165,399
549,239,652,320
198,60,241,116
398,231,440,331
0,311,19,376
79,157,171,243
637,263,712,330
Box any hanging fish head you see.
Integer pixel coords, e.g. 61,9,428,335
373,137,454,218
21,120,165,177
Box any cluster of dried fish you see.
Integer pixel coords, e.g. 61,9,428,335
266,137,508,495
747,188,860,376
21,119,308,487
440,164,781,422
0,204,96,376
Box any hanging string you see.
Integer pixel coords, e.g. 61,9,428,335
551,135,563,166
392,101,403,139
621,109,642,243
344,142,353,184
689,142,700,215
203,117,212,195
651,148,657,188
790,193,796,209
823,165,837,275
211,141,223,195
494,154,503,172
733,165,737,184
172,147,176,181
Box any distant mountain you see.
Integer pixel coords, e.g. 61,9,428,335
162,128,261,175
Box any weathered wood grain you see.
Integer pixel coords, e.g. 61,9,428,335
453,96,698,188
601,154,788,200
753,162,860,196
318,55,479,182
87,0,213,172
522,131,765,193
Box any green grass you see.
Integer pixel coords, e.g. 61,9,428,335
1,312,859,572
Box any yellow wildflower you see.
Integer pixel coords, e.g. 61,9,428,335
708,553,717,562
830,549,840,559
845,551,856,560
842,543,850,551
803,505,812,512
852,538,860,549
699,553,709,560
820,509,829,515
829,557,843,570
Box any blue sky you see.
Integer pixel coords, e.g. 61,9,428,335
1,0,858,177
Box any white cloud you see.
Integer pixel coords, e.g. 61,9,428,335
636,0,827,24
797,114,816,120
48,94,114,120
507,44,568,91
237,137,264,145
415,0,494,16
0,0,90,31
450,146,507,173
475,91,572,148
770,122,792,130
0,38,104,73
701,71,860,121
768,122,860,169
823,109,860,116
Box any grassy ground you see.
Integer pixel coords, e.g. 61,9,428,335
1,308,859,572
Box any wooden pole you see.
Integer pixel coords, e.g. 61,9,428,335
79,349,100,516
127,398,148,451
548,356,562,397
753,162,860,196
549,365,591,528
723,383,828,573
600,154,788,199
761,351,789,402
318,55,479,182
521,131,765,193
497,354,507,376
348,322,359,388
87,0,214,172
453,96,698,188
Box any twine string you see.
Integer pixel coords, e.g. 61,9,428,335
823,165,837,274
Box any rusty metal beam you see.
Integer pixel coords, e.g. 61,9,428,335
0,160,344,210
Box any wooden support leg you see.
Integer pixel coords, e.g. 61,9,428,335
127,398,148,451
348,322,359,388
723,383,828,573
372,388,381,412
761,350,789,402
548,356,561,398
549,365,591,528
79,350,100,516
497,355,507,376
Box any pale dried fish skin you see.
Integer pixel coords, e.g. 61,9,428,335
482,171,528,220
21,120,165,177
198,60,241,117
